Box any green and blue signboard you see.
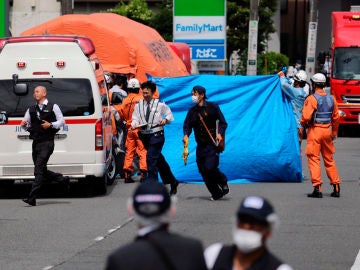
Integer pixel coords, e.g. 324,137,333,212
173,0,226,61
0,0,9,37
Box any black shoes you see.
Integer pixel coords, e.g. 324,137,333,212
22,198,36,206
221,183,229,195
169,180,179,195
124,177,135,183
210,193,224,201
307,186,323,198
330,184,340,198
308,184,341,198
124,170,135,183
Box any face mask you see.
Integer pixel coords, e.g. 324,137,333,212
232,228,263,253
192,95,199,104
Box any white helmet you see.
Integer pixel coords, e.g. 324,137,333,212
127,78,140,89
311,73,326,83
104,72,113,84
294,70,307,82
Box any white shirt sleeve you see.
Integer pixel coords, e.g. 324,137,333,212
52,104,65,129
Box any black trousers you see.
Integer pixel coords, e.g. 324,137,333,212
158,153,177,185
196,144,227,198
28,140,65,201
140,132,177,185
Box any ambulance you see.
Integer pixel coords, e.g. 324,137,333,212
0,35,116,194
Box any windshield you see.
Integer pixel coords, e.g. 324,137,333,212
333,47,360,80
0,79,95,117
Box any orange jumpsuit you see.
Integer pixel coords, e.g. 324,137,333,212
119,92,147,173
300,89,341,188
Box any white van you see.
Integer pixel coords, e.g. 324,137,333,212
0,35,116,194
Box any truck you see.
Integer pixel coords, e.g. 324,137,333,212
330,12,360,126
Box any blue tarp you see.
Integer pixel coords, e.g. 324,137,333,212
152,74,302,183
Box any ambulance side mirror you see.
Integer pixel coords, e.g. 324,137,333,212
13,83,28,96
12,74,28,96
0,112,8,124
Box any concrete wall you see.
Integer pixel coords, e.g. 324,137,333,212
10,0,61,36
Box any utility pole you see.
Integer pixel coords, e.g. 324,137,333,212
247,0,259,75
61,0,73,15
305,0,318,78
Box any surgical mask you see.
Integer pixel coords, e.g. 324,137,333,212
192,95,199,104
232,228,263,253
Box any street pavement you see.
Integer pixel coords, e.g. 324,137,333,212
0,137,359,270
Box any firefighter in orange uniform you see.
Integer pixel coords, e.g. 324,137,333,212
119,78,147,183
300,73,341,198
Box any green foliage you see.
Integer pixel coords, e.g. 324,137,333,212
227,0,277,58
237,50,288,75
107,0,153,25
258,51,289,75
149,0,173,41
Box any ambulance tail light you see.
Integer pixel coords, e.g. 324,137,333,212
17,61,26,68
56,61,65,68
95,119,103,151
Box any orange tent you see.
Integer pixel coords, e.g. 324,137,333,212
21,13,189,83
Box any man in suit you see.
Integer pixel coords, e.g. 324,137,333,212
105,181,207,270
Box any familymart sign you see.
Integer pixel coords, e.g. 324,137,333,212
173,0,226,61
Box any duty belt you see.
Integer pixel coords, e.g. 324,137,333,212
140,126,164,135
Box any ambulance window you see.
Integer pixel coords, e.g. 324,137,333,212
0,79,95,117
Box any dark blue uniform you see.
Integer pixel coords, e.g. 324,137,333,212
183,101,228,199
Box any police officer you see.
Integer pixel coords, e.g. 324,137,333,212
300,73,342,198
183,85,229,200
105,182,207,270
21,86,69,206
204,196,293,270
131,81,178,194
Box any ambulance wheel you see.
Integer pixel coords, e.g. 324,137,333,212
106,155,117,186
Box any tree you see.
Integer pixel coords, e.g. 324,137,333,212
107,0,153,25
149,0,173,41
227,0,277,59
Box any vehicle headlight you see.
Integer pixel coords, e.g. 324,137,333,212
338,110,346,117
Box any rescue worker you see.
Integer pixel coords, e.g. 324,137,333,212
131,81,175,186
300,73,342,198
119,78,147,183
108,74,128,106
21,86,69,206
183,86,228,200
278,68,308,144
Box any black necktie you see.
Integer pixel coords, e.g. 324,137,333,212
145,102,150,121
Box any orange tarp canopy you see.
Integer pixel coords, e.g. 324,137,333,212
21,13,189,83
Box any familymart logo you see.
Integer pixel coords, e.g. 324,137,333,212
175,23,224,33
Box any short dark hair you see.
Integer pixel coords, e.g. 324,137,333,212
141,81,157,93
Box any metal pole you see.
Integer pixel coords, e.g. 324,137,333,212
247,0,259,75
305,0,318,78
